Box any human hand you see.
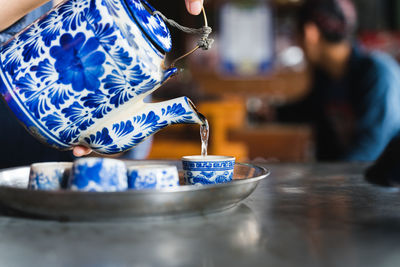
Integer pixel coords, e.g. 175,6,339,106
73,146,92,157
185,0,204,15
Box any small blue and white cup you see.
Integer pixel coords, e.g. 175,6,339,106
127,165,179,190
69,158,128,192
182,156,236,185
28,162,73,190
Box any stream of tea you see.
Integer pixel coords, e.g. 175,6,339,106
200,118,209,157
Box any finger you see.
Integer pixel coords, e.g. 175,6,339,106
185,0,203,15
73,146,92,157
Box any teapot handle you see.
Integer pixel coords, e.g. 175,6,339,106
152,7,213,68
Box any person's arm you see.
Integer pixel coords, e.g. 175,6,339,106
0,0,51,31
0,0,203,32
343,64,400,161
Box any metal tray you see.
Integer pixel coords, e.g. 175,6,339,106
0,161,269,221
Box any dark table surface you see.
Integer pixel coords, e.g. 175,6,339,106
1,163,400,267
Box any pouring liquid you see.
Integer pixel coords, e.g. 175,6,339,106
200,119,209,157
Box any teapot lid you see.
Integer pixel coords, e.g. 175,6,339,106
125,0,172,53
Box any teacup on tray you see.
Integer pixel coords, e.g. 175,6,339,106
28,162,72,190
182,156,235,185
127,165,179,190
69,158,128,192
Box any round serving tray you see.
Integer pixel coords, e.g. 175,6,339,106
0,161,269,221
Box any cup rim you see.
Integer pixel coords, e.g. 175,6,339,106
73,157,125,165
127,164,178,171
30,162,73,169
181,155,235,161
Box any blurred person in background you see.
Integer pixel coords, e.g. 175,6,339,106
277,0,400,162
0,0,203,168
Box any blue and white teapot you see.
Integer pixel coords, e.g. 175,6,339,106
0,0,207,154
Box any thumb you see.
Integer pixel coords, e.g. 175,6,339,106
185,0,204,15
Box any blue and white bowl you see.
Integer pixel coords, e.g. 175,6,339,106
127,165,179,190
69,157,127,192
28,162,72,190
182,156,235,185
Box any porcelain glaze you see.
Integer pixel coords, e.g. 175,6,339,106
182,156,235,185
0,0,203,154
28,162,72,190
127,164,179,189
69,157,127,192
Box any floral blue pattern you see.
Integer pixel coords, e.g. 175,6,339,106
123,0,172,52
185,170,234,185
50,33,106,92
38,10,64,46
29,171,63,190
188,171,233,185
81,90,112,118
127,165,179,189
83,98,199,154
16,73,48,119
102,67,148,107
70,158,127,192
59,0,91,31
62,101,94,131
2,36,25,76
182,158,235,185
0,0,203,154
128,171,156,189
101,0,120,18
94,23,118,51
21,23,45,62
28,163,72,190
42,113,64,131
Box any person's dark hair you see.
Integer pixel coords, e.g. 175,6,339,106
298,0,357,43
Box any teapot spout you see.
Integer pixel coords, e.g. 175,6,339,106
146,96,206,126
162,67,178,84
83,97,205,154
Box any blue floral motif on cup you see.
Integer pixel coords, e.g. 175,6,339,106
30,170,64,190
182,158,235,185
70,158,127,192
185,170,234,185
182,161,235,171
127,166,179,190
28,163,72,190
128,170,157,189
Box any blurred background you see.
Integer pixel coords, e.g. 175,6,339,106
146,0,400,162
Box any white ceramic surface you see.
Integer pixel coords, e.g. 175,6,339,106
182,156,235,185
28,162,72,190
127,164,179,189
69,157,127,192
